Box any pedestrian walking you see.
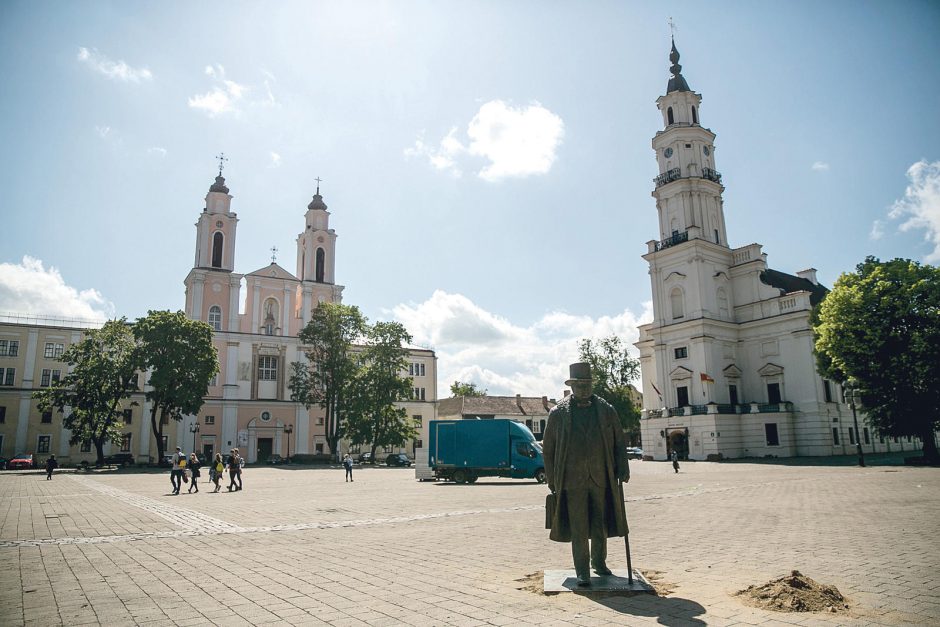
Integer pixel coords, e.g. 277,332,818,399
211,452,224,492
343,453,354,482
227,449,242,491
187,453,201,493
671,449,680,473
170,446,185,494
45,454,58,480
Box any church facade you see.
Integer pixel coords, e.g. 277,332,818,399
0,174,437,465
635,41,923,461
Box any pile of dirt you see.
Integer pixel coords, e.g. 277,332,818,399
735,570,849,613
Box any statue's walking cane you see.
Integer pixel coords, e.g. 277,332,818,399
618,478,633,584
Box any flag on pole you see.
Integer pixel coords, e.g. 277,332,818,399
651,382,662,399
700,372,715,383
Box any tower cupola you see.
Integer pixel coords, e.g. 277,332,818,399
666,39,691,94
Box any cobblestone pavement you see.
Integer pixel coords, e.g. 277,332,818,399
0,461,937,626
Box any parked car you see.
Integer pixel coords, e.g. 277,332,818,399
625,447,644,460
357,452,374,464
103,453,136,467
8,453,36,470
265,454,286,465
385,453,413,467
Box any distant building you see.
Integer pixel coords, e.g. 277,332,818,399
0,174,437,464
635,40,922,460
437,394,556,440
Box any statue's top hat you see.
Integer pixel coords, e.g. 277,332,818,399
565,362,593,385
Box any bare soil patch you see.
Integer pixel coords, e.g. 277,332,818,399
735,570,850,613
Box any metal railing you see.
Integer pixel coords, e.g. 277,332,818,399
702,167,722,184
654,230,689,251
654,168,681,188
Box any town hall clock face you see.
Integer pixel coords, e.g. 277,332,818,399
664,147,673,158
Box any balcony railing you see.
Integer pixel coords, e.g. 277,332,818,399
654,168,681,188
654,230,689,251
702,167,722,184
645,401,795,418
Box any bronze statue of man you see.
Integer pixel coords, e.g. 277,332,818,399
543,362,630,586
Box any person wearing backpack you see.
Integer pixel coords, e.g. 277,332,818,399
170,447,185,495
211,453,224,492
187,453,202,494
227,449,242,491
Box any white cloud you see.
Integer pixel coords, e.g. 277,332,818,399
811,161,830,171
888,159,940,263
147,146,167,157
269,152,282,168
77,47,152,82
405,100,564,181
391,290,651,398
189,64,248,117
0,256,114,321
869,219,884,241
95,125,111,138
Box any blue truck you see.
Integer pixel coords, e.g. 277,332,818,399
428,419,546,484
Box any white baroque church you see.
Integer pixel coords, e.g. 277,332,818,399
636,41,921,461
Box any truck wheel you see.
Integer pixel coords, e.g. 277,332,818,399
453,470,467,484
467,475,478,484
535,469,547,484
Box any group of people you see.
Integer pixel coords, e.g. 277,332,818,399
170,447,244,495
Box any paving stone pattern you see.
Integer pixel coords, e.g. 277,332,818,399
1,461,938,626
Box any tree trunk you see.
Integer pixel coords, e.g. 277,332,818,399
921,423,940,465
93,438,106,466
150,405,166,463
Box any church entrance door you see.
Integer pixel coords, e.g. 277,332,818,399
257,438,273,462
668,430,689,460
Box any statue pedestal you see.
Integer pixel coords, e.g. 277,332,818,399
543,569,654,593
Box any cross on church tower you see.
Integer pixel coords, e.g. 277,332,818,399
315,177,322,195
216,152,229,176
270,245,278,263
668,16,677,38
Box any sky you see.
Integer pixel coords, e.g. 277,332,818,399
1,1,939,399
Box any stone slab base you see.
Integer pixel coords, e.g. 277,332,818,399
543,568,655,593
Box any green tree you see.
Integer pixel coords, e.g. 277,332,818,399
345,321,417,463
813,256,940,463
34,319,140,465
578,335,642,443
290,302,367,458
449,381,487,397
134,310,218,462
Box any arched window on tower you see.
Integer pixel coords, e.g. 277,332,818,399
208,305,222,331
300,250,305,280
211,231,224,268
691,106,698,124
670,288,685,320
315,247,325,283
667,107,674,125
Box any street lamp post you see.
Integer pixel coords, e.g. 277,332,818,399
285,424,293,462
843,380,866,467
189,423,200,455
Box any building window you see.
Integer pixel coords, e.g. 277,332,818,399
409,362,426,377
123,409,132,425
208,306,222,331
37,435,51,453
315,443,324,454
415,439,423,449
212,232,224,268
691,105,698,124
0,367,14,386
765,423,780,446
728,385,738,405
863,428,870,444
676,386,689,407
208,374,218,387
161,435,168,451
832,428,840,445
39,369,61,387
714,229,719,244
205,415,215,425
412,387,426,401
413,415,422,428
767,383,782,404
44,342,65,359
674,346,688,359
80,440,91,452
315,247,325,282
0,406,5,423
848,427,855,445
670,288,684,319
0,340,19,356
258,356,278,381
120,433,132,452
667,106,674,125
316,417,324,426
823,379,833,403
41,411,52,423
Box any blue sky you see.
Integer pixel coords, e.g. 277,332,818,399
2,1,939,397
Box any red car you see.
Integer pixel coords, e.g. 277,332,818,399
8,453,35,470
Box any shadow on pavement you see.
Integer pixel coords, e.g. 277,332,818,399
585,594,707,626
720,451,919,467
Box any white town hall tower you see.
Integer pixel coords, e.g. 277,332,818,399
635,40,911,461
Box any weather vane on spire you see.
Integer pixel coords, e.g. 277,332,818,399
668,16,677,39
270,245,278,264
315,176,323,195
216,152,229,177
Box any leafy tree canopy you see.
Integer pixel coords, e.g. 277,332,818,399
34,318,140,464
813,256,940,462
450,381,487,397
578,335,641,440
134,310,218,460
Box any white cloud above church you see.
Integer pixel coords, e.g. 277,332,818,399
887,159,940,263
391,290,650,398
77,47,152,83
0,256,114,321
405,100,564,181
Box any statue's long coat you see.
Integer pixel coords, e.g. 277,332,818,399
543,394,629,543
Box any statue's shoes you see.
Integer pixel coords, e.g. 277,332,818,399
594,565,613,576
576,576,591,587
